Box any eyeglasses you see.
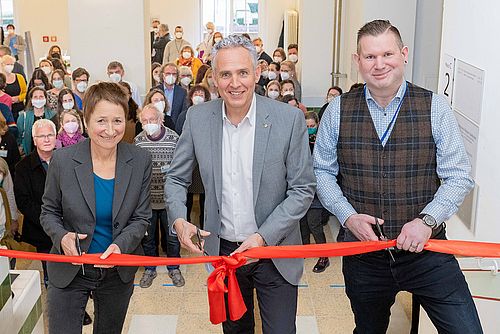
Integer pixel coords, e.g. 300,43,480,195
33,134,55,140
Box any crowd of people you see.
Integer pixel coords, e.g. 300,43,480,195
0,19,482,334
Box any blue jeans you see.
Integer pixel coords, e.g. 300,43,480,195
142,209,181,271
342,248,483,334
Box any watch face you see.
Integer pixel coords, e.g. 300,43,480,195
423,215,436,227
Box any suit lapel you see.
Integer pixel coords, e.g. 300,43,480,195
211,103,223,208
73,141,96,220
252,98,271,207
112,143,133,221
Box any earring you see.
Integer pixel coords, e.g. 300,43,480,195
404,60,408,64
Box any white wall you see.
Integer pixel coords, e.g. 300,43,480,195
339,0,417,90
439,0,500,243
67,0,149,97
259,0,297,51
13,0,70,65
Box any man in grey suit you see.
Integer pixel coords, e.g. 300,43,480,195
165,35,315,333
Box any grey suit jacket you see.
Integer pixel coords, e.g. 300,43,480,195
40,139,152,288
165,95,316,285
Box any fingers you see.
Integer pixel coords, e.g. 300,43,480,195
176,220,204,254
78,233,88,239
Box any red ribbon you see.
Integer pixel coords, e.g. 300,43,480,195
1,239,500,324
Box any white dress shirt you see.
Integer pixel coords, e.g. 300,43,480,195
220,94,258,242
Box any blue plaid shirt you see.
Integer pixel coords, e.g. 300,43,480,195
313,81,474,227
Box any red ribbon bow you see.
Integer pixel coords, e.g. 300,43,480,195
207,253,248,324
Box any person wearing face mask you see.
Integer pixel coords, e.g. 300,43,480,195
151,62,162,88
196,22,215,63
265,80,281,100
280,60,302,102
51,88,83,133
280,80,307,114
256,59,269,92
150,19,162,58
47,70,66,111
151,63,187,126
287,43,301,81
143,89,175,132
267,61,280,82
55,109,85,149
178,65,194,91
46,45,62,63
39,59,53,78
272,47,287,64
17,87,56,155
0,45,26,80
318,86,343,121
175,84,211,133
152,24,171,64
3,24,25,66
176,45,203,82
71,67,90,110
2,55,27,121
107,61,142,106
163,25,191,64
134,103,184,288
252,37,273,65
27,68,52,98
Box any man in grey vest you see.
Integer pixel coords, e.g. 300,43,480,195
314,20,482,333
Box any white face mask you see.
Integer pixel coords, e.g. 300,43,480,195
273,56,282,63
210,92,219,100
153,27,159,34
143,123,160,136
267,71,277,80
214,37,222,44
280,71,290,81
207,78,215,87
62,100,74,110
32,98,46,109
63,121,79,134
53,79,64,89
153,101,166,112
180,76,191,86
175,32,183,39
288,54,298,63
153,74,161,83
76,81,88,93
207,28,213,34
255,46,262,54
192,95,204,105
282,90,294,97
268,90,279,99
3,64,14,74
261,70,269,79
182,51,192,60
109,73,122,83
41,66,52,76
7,29,14,35
164,74,176,85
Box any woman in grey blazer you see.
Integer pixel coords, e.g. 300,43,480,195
40,82,152,334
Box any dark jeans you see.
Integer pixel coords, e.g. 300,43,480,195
342,249,483,334
220,239,298,334
142,208,181,271
300,208,327,245
47,265,134,334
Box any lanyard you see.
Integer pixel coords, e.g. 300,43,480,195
365,82,407,144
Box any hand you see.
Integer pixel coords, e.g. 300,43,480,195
95,243,121,268
231,233,265,256
396,218,432,253
60,232,87,265
10,220,19,235
13,44,18,48
345,214,383,241
11,96,19,103
173,218,210,254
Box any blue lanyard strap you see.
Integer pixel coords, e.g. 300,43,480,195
365,82,408,144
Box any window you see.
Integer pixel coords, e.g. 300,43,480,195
0,0,14,27
201,0,259,37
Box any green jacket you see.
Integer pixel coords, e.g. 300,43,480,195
17,108,56,155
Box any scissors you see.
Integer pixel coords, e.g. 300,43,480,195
194,227,210,256
374,217,395,262
74,229,85,275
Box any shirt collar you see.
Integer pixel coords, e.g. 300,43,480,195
365,79,407,104
222,93,256,127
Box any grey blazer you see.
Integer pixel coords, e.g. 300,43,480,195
40,139,152,288
165,95,316,285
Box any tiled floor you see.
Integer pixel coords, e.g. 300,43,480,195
15,197,412,333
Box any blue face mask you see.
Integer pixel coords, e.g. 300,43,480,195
308,127,317,135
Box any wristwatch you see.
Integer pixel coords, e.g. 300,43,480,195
418,214,437,229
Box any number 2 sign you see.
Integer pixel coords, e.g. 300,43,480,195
440,54,456,106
